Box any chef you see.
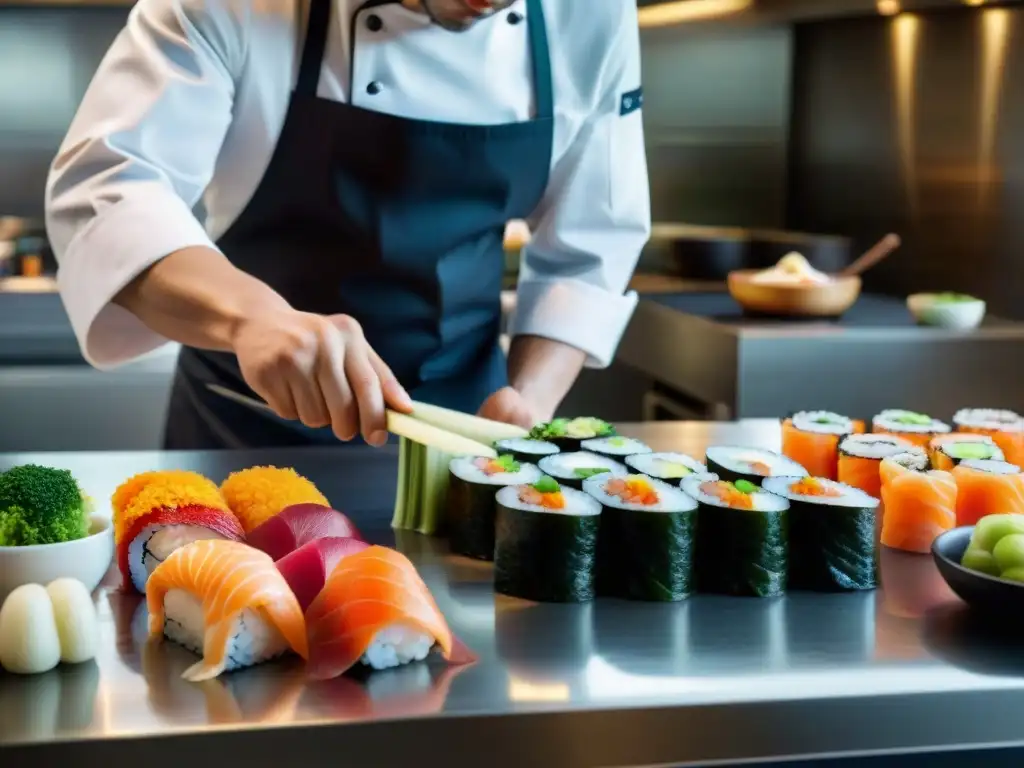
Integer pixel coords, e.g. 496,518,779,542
45,0,650,449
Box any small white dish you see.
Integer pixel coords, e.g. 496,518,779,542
907,293,986,330
0,516,113,600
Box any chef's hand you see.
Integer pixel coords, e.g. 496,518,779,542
232,310,413,446
477,386,544,430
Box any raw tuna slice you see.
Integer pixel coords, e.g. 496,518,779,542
276,537,370,611
246,503,363,561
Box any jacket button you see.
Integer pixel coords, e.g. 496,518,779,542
366,14,383,32
366,81,382,95
507,11,523,24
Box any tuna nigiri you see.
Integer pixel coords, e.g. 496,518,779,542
276,537,370,611
879,452,957,554
246,503,363,561
782,411,863,480
951,459,1024,527
146,539,308,682
305,545,474,679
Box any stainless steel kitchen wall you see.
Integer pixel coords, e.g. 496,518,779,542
788,6,1024,317
0,6,129,217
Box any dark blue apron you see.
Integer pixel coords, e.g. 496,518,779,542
163,0,554,449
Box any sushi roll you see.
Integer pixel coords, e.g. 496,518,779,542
112,471,245,594
928,433,1004,472
146,539,308,681
529,417,616,452
493,437,560,466
537,451,628,491
625,451,709,481
305,545,474,678
781,411,862,481
681,476,789,597
872,409,950,448
583,473,697,601
951,458,1024,526
447,455,542,560
879,452,956,554
704,446,807,487
761,476,879,592
953,408,1024,467
837,433,918,498
579,436,652,460
494,477,602,603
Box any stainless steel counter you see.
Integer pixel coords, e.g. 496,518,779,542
2,421,1024,767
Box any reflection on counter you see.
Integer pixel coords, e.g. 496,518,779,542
0,660,99,742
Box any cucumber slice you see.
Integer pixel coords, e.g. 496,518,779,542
409,402,528,445
388,411,497,457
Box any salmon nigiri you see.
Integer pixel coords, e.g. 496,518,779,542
880,452,957,554
146,539,308,682
305,545,474,680
951,459,1024,527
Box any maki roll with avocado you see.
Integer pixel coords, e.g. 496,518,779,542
705,446,807,487
580,436,652,460
951,458,1024,526
447,455,542,561
761,476,879,592
682,476,789,597
494,477,602,603
872,409,950,448
782,410,862,481
493,437,560,466
538,451,628,491
928,433,1004,472
583,474,697,601
837,433,917,498
625,451,709,481
529,417,616,452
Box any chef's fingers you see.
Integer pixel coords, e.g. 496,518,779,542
367,347,413,413
254,378,299,421
346,343,387,446
316,324,358,441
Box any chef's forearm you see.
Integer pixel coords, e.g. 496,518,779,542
507,335,586,420
113,246,290,351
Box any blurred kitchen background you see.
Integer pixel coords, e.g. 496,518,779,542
1,0,1023,450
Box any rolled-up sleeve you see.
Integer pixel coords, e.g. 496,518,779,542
45,0,243,369
510,2,651,369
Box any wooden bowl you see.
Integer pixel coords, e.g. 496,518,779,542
727,271,862,318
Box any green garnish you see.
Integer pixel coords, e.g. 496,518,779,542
532,475,560,494
608,437,628,447
933,292,976,304
734,479,758,494
494,454,521,473
812,414,842,424
654,460,692,478
893,411,932,426
945,443,993,461
574,467,611,479
529,418,569,439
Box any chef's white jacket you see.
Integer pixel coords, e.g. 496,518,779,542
45,0,651,370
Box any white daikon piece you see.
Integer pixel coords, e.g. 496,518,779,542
46,578,99,664
0,584,61,674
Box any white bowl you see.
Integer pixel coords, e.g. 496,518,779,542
0,515,113,600
907,293,986,330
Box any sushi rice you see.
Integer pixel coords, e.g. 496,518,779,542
953,408,1024,433
625,451,709,481
838,433,914,460
580,436,652,458
449,455,542,487
583,473,696,513
873,409,950,436
538,451,628,486
681,475,790,513
761,476,879,510
128,526,230,594
493,437,560,465
790,410,856,435
887,449,930,472
957,458,1022,476
705,446,807,483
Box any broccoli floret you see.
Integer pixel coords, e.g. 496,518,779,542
0,465,90,546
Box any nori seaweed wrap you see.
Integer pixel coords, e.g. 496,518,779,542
681,476,789,597
529,417,617,452
493,437,560,466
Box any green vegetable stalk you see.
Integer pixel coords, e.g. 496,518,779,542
0,465,91,546
961,514,1024,581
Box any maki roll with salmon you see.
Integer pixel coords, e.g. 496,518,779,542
580,436,652,461
951,458,1024,526
494,477,602,602
538,451,628,490
704,446,807,487
625,451,709,482
781,411,863,480
493,437,560,466
584,474,697,601
681,476,789,597
879,451,956,554
953,408,1024,467
761,476,879,591
837,433,918,498
529,417,616,452
447,455,542,560
928,433,1004,472
872,409,950,448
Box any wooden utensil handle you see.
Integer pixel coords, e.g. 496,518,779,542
839,233,901,277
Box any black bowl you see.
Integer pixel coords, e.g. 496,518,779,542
932,526,1024,614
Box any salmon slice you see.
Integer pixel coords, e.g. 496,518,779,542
951,464,1024,526
880,460,957,553
838,455,883,498
305,545,474,680
782,419,842,480
146,539,308,682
